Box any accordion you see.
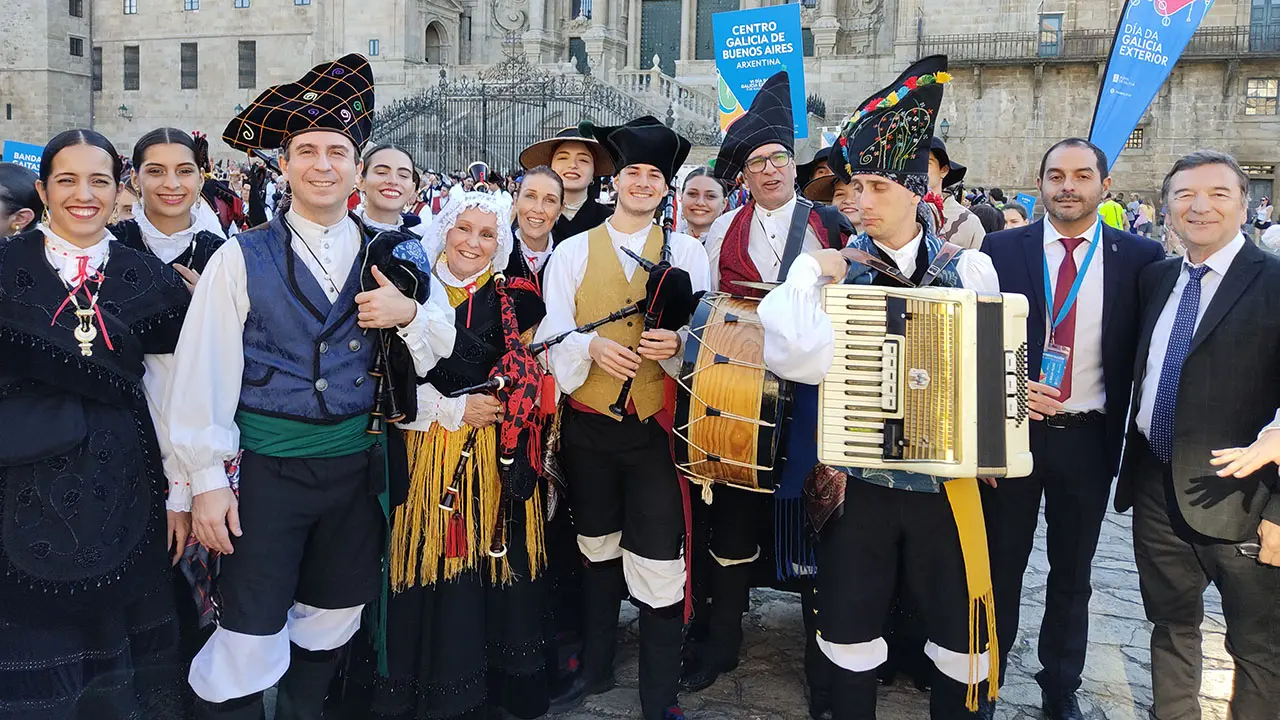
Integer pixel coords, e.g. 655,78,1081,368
818,285,1034,479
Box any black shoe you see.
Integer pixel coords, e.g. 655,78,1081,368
808,704,833,720
194,693,266,720
1042,690,1084,720
547,671,616,712
678,654,740,692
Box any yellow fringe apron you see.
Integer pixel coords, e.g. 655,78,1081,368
388,272,547,592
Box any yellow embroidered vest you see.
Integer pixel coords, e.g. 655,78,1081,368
571,223,667,420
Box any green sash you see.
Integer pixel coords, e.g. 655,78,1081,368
235,411,375,458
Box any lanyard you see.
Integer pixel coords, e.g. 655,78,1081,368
1042,219,1102,334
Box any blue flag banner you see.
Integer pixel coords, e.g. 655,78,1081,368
1015,192,1037,218
1089,0,1215,169
713,4,807,138
2,140,44,173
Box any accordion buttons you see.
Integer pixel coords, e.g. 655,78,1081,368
1005,375,1018,395
1005,351,1017,372
1006,397,1019,418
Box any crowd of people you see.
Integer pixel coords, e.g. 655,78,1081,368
1,51,1278,720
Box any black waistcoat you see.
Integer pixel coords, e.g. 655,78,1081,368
423,280,547,396
109,217,226,274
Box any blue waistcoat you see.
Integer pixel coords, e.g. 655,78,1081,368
238,215,376,424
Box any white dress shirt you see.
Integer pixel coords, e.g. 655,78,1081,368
1043,216,1106,413
166,209,457,501
759,231,1000,385
703,195,823,289
1136,233,1246,438
533,218,712,395
41,226,191,511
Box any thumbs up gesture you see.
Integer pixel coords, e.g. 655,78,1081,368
356,265,419,329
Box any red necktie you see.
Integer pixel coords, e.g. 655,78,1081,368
1051,237,1087,402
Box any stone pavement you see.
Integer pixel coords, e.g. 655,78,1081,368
551,499,1234,720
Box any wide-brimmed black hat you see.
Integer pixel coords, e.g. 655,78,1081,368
581,116,691,184
223,53,374,153
802,174,841,203
834,55,951,196
712,71,794,180
797,146,833,189
519,127,615,175
929,137,967,189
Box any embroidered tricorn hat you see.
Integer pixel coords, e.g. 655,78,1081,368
223,53,375,153
835,55,951,196
518,126,615,175
712,71,794,180
579,116,691,184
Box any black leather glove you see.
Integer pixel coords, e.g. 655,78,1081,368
644,262,697,331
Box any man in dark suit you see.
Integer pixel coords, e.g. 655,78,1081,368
1117,150,1280,719
981,138,1164,720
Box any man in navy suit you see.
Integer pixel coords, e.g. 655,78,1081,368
980,138,1164,720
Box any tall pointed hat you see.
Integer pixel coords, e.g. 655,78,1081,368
712,70,795,180
834,55,951,195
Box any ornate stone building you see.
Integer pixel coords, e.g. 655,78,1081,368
3,0,1278,200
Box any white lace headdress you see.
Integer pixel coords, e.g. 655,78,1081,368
422,190,514,273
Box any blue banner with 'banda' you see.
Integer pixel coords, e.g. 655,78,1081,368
1090,0,1215,169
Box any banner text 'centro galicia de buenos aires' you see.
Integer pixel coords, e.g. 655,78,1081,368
713,3,807,138
1090,0,1215,169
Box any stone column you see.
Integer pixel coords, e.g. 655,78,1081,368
522,0,556,63
627,0,642,67
812,0,840,57
680,0,696,61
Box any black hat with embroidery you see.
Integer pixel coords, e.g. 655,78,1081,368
834,55,951,196
579,116,691,184
223,53,375,153
712,70,794,180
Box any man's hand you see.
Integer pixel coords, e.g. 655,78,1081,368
637,329,679,361
192,487,241,555
812,248,849,284
980,477,998,489
1027,381,1063,421
173,264,201,293
463,394,505,428
356,265,418,329
166,510,191,566
589,337,641,381
1258,519,1280,566
1210,428,1280,478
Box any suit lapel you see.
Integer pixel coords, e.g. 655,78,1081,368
1021,221,1046,324
1188,241,1265,356
1100,226,1121,337
1133,261,1181,386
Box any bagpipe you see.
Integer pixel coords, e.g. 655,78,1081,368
608,185,699,416
436,273,545,559
360,229,434,436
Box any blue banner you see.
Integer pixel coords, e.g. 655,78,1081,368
2,140,44,173
1015,192,1037,218
1089,0,1215,169
713,4,807,138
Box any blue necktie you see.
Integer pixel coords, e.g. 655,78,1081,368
1149,265,1211,463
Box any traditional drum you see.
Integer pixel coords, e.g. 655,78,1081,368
674,292,791,495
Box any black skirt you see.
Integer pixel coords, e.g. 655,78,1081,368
341,502,549,720
0,578,182,720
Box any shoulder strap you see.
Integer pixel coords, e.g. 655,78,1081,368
840,246,916,287
778,197,814,282
917,242,963,289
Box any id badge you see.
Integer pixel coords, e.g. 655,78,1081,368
1039,343,1071,390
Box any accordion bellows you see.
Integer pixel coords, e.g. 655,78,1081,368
819,286,1034,479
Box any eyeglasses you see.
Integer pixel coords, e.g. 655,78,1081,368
744,150,794,174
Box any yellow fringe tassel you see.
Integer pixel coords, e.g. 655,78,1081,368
943,477,1000,711
389,423,546,593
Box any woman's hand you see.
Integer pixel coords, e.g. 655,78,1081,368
463,394,505,428
166,510,192,566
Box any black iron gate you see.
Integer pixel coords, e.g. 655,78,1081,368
370,58,660,176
